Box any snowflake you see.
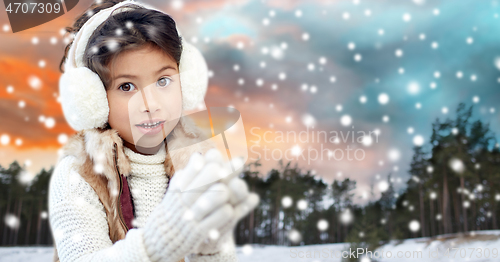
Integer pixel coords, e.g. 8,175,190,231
347,42,356,50
295,9,303,18
28,75,42,90
378,93,389,105
297,199,308,210
242,244,253,255
354,53,362,62
359,95,367,103
362,135,373,146
317,219,329,231
408,82,420,94
1,134,10,145
38,60,46,68
262,18,270,26
302,114,316,127
449,158,464,173
340,209,353,224
413,135,424,146
288,229,302,243
45,117,56,129
388,149,400,161
208,229,220,240
281,196,293,208
402,13,411,22
256,78,264,87
302,33,309,41
291,145,301,156
58,134,68,144
409,220,420,232
340,115,352,126
494,57,500,70
171,0,184,10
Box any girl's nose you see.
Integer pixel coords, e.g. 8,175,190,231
140,84,161,113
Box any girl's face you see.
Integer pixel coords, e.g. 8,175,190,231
106,44,182,154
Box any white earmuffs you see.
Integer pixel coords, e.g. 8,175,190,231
59,0,208,131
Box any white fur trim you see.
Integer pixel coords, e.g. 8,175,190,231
68,0,138,70
59,67,109,131
179,39,209,110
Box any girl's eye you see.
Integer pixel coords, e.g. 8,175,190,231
157,77,172,87
119,83,136,92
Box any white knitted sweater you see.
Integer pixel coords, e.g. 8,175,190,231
48,145,238,262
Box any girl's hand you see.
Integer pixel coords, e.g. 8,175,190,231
187,149,260,258
142,152,237,262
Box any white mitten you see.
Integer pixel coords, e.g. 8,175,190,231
141,152,235,262
188,149,260,258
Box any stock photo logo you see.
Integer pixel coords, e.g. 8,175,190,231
115,76,249,191
3,0,79,33
133,105,249,191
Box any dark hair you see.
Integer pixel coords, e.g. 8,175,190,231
59,0,183,89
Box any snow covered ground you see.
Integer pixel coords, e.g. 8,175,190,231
374,230,500,262
2,231,500,261
0,247,54,262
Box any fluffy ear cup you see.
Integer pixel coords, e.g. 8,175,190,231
179,39,209,111
58,0,209,131
59,67,109,131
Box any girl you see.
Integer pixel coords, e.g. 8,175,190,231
49,0,258,261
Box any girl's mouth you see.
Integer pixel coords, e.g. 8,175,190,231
135,120,165,135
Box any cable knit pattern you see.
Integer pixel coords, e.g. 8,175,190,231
49,148,238,262
124,146,169,228
49,156,151,262
186,234,239,262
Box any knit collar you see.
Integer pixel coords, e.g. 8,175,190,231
123,145,166,166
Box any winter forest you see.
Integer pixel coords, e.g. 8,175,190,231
2,103,499,257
